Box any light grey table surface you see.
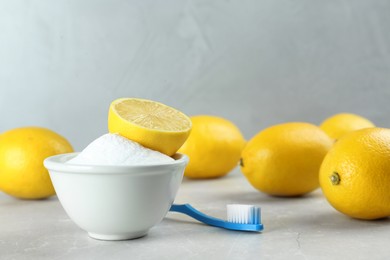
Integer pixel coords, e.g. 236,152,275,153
1,168,389,260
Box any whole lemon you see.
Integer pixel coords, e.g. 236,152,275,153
241,122,332,196
178,115,245,179
320,113,375,140
319,128,390,220
0,127,73,199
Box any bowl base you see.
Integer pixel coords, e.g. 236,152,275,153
88,231,148,241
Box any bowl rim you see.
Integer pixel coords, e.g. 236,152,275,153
44,152,189,175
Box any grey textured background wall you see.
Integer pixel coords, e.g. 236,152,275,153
1,0,389,150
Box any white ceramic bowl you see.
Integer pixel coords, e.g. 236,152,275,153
44,153,188,241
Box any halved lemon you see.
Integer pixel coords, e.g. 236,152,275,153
108,98,192,156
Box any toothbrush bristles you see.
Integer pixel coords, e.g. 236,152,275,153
227,204,261,225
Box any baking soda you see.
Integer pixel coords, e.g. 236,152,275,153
67,133,174,165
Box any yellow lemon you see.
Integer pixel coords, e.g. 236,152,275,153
108,98,192,156
0,127,73,199
178,115,246,179
320,113,375,140
319,128,390,220
241,122,332,196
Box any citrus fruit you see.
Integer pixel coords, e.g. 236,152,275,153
178,115,246,179
0,127,73,199
108,98,192,156
240,122,333,196
319,128,390,220
320,113,375,140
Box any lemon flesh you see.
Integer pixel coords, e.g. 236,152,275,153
108,98,192,156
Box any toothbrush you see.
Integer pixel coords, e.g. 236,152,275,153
169,204,263,232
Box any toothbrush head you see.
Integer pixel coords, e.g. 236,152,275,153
226,204,263,232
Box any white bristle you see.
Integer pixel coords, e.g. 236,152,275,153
227,204,261,224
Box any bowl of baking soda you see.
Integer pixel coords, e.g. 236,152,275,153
44,133,188,240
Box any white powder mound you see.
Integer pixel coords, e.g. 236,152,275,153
67,133,174,166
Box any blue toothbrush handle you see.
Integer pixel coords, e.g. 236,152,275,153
170,204,226,228
169,204,263,232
